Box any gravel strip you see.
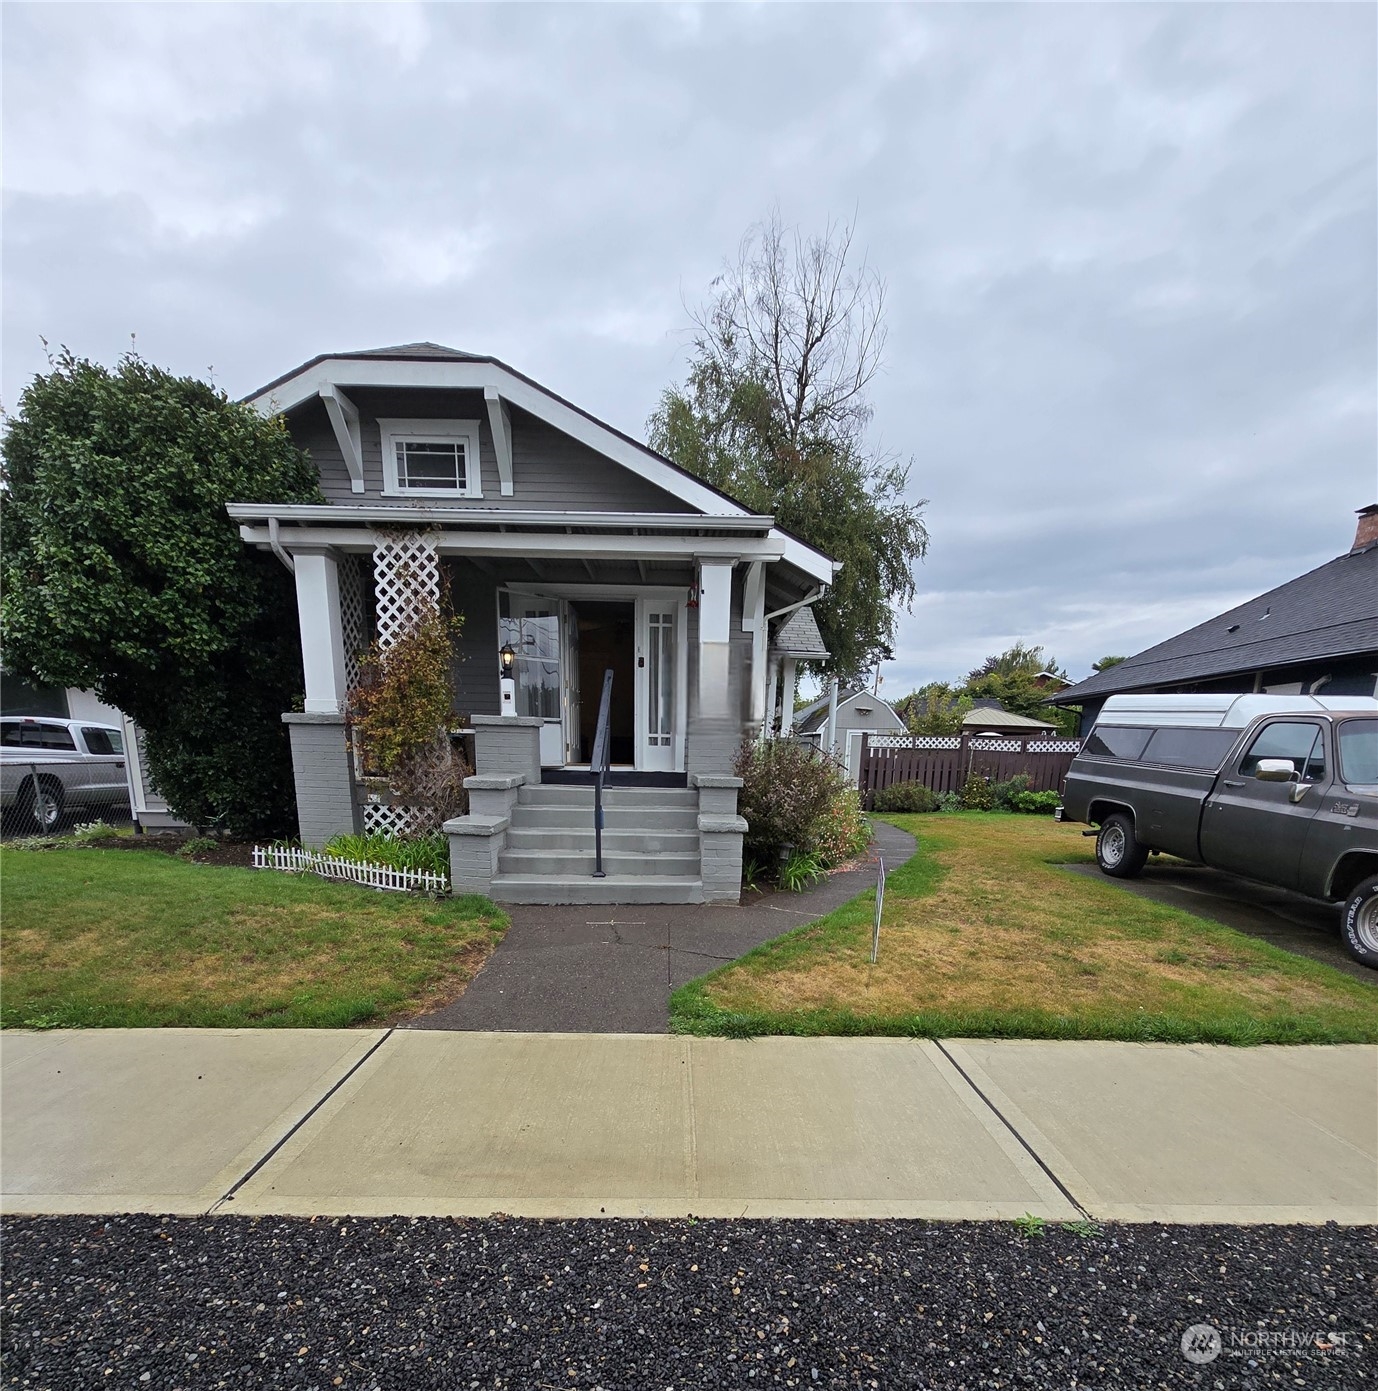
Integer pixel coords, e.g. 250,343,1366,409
2,1216,1372,1389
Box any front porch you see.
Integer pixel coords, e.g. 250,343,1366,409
237,505,828,903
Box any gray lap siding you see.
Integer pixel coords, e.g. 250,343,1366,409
291,390,694,514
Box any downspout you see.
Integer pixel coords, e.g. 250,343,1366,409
267,516,295,575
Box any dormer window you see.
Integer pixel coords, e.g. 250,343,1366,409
379,418,483,498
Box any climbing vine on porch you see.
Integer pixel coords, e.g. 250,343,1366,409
348,585,469,827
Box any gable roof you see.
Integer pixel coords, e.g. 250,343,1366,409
794,687,903,733
962,705,1058,731
244,345,837,585
1052,541,1378,706
771,605,830,659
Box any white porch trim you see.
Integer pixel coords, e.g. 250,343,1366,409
293,549,348,713
319,386,364,494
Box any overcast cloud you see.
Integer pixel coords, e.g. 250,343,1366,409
4,2,1375,695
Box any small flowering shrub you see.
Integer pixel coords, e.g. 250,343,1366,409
734,738,871,873
958,773,997,810
812,785,872,866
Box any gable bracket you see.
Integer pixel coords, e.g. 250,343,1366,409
319,385,364,494
483,387,515,498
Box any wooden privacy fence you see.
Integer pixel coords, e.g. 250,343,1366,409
858,733,1082,808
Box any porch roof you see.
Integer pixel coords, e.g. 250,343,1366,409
228,503,833,586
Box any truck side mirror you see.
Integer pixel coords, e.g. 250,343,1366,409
1254,759,1297,783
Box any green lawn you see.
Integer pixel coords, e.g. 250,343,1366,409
0,848,507,1029
671,813,1378,1044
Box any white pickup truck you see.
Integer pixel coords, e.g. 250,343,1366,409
0,717,131,831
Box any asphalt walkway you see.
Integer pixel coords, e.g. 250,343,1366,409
412,820,916,1032
3,1029,1374,1224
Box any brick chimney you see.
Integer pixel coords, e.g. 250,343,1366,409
1354,504,1378,553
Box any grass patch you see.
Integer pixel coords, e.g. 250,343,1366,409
0,847,507,1029
671,813,1378,1044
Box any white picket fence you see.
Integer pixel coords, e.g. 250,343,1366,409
251,844,449,895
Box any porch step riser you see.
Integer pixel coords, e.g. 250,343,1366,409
489,875,705,906
519,786,698,809
504,829,700,854
498,851,701,877
509,807,698,832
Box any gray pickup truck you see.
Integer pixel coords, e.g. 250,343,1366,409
0,717,130,832
1059,694,1378,968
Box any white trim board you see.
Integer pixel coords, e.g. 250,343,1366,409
247,356,837,583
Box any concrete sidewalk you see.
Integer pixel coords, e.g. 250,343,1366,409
3,1030,1374,1225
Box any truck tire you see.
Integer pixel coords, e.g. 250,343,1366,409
21,776,64,834
1095,812,1149,879
1341,876,1378,970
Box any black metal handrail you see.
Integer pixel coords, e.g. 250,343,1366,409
589,669,614,878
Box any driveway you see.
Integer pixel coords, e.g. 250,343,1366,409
409,820,916,1033
1061,860,1376,984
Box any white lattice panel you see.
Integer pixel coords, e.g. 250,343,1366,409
339,553,367,691
868,735,960,749
970,738,1025,752
1029,740,1082,753
372,530,440,649
363,802,436,837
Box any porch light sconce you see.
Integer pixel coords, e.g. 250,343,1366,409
499,644,517,717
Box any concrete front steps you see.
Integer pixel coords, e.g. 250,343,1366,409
489,783,706,905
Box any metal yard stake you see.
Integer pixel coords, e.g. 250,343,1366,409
871,853,886,964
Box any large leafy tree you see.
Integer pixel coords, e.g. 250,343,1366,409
648,212,928,681
1,350,322,836
965,641,1075,734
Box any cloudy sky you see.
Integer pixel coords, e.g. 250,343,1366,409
4,2,1375,695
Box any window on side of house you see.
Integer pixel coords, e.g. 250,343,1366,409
378,419,483,499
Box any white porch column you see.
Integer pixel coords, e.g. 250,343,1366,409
741,560,768,725
779,657,798,735
696,558,735,719
293,549,348,714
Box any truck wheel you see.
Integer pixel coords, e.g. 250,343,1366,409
1095,813,1149,879
1341,876,1378,969
22,777,64,834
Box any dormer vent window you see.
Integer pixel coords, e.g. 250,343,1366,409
379,418,483,498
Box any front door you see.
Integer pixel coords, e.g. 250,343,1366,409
636,599,681,772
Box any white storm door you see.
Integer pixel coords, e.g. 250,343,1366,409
508,599,564,766
561,599,582,765
636,599,681,772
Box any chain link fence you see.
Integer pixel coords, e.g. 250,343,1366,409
1,757,134,837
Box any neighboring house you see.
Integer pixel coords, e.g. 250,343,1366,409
792,686,907,782
0,673,186,830
960,700,1059,736
235,343,838,904
1052,505,1378,735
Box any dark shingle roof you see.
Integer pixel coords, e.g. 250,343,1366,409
340,342,485,361
1052,542,1378,705
771,606,830,659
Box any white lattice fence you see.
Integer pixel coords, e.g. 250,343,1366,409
372,530,440,649
363,802,437,837
869,734,960,750
252,844,448,894
1029,739,1082,754
338,552,369,692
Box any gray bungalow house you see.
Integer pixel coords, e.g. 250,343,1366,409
232,343,837,904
